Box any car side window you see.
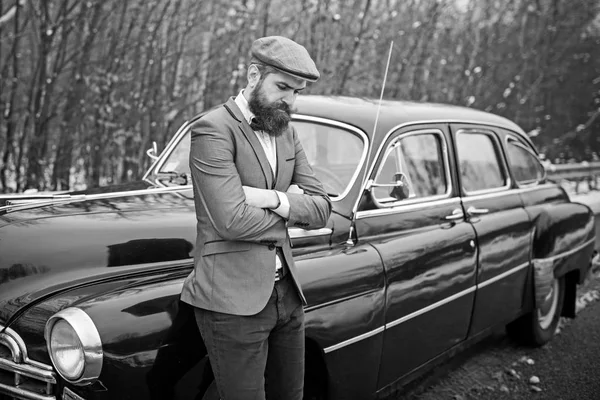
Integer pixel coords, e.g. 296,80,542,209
160,132,191,176
293,120,365,198
456,130,507,193
373,130,448,204
505,137,546,185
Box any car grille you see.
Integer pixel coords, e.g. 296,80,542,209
0,326,56,400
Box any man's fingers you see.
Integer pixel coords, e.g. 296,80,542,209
287,184,304,194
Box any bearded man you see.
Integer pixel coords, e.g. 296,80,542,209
181,36,332,400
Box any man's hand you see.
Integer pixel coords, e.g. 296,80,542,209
242,186,279,209
287,184,304,195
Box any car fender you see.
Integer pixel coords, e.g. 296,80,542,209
527,202,595,311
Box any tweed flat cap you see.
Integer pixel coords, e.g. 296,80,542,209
250,36,320,82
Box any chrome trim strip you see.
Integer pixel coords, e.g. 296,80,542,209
355,184,561,219
45,307,103,385
460,188,517,202
356,197,462,219
0,185,193,214
0,383,55,400
304,288,382,313
0,334,22,362
477,261,530,289
324,286,477,353
323,326,385,353
385,286,476,330
318,237,592,354
0,357,56,383
533,238,596,263
455,184,559,203
514,183,557,193
0,325,57,399
289,227,332,239
0,326,54,371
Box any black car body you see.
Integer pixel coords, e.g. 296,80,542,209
0,96,596,400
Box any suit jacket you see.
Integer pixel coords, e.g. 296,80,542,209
180,97,332,315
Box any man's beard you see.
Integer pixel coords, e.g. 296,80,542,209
248,83,292,137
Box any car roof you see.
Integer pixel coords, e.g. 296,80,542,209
294,95,527,140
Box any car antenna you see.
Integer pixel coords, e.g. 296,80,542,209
347,41,394,246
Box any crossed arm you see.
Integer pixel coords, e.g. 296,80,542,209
189,118,331,244
242,184,304,219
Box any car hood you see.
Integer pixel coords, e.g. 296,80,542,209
0,182,197,329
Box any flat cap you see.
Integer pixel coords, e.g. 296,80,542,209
250,36,320,82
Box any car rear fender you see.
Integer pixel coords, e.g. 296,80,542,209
529,203,595,312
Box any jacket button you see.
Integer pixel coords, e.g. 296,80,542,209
268,244,275,251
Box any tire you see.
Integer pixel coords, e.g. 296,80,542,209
507,276,565,346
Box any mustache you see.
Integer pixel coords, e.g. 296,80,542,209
272,101,294,115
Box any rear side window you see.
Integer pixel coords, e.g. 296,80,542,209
373,130,449,204
456,131,508,193
506,138,545,185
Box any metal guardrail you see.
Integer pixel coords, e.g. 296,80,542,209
546,161,600,193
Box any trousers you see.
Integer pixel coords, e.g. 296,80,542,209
194,274,305,400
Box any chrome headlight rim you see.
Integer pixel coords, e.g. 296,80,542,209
44,307,103,385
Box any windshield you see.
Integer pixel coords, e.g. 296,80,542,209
156,119,365,198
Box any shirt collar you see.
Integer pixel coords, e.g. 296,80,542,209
234,90,255,125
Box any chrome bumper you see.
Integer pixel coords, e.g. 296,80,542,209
0,325,56,400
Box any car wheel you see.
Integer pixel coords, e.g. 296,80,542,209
507,276,565,346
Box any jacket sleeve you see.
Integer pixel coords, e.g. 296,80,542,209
189,117,287,245
285,126,332,229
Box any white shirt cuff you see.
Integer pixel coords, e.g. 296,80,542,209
272,191,290,219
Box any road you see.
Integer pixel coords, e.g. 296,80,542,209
395,190,600,400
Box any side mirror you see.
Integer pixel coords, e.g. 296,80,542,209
146,141,159,161
366,172,414,201
389,172,411,200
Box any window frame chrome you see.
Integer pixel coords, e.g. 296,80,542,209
367,128,453,208
504,134,548,187
455,128,512,196
291,115,370,201
142,121,190,182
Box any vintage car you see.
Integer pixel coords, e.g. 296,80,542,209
0,96,597,400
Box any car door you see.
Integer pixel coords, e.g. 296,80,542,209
451,124,532,334
354,124,478,389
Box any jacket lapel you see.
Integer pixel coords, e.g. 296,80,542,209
274,127,295,191
224,97,274,189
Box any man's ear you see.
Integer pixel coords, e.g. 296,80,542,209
247,65,260,88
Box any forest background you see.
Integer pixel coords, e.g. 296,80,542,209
0,0,599,193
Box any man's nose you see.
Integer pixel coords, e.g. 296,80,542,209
282,92,297,106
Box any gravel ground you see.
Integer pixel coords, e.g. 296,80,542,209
399,267,600,400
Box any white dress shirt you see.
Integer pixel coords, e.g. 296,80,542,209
235,90,289,276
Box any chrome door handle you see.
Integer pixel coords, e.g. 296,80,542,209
444,208,464,220
467,206,489,215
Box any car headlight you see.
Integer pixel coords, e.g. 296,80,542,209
45,307,103,385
